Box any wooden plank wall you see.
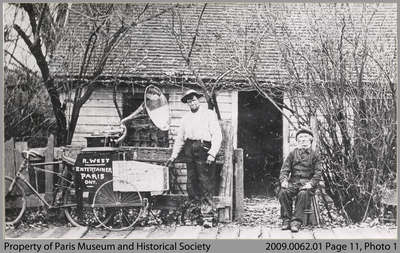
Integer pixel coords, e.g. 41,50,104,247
5,137,57,207
168,89,234,131
67,89,123,146
5,139,37,207
5,138,16,178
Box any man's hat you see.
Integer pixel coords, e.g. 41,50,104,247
295,128,313,139
181,89,203,103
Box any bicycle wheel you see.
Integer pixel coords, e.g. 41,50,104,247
93,180,144,231
5,176,26,226
63,182,112,228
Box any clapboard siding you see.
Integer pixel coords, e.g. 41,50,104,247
65,88,123,146
78,107,121,116
75,125,121,134
172,103,233,112
74,116,122,125
82,99,123,107
71,87,236,147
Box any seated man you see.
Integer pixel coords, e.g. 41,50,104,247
278,128,322,232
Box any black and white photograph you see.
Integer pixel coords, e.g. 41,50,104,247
3,2,397,242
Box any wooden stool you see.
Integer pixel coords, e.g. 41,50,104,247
302,193,321,226
380,188,397,224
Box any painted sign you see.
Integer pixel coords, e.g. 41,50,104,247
74,151,116,202
113,160,169,192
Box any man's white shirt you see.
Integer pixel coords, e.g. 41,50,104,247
171,105,222,159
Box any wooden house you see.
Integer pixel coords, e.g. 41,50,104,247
49,3,396,197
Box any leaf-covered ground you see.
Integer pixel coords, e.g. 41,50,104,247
237,197,397,230
238,197,281,227
238,196,348,227
6,197,396,234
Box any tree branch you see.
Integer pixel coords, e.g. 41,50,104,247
211,67,238,95
136,4,177,25
137,3,149,20
242,69,296,128
20,3,37,35
187,3,207,60
13,24,33,48
33,4,47,47
4,50,38,76
113,81,123,119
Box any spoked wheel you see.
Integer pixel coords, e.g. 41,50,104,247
5,176,26,226
93,180,145,231
64,182,112,228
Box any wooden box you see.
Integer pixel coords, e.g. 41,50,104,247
112,161,169,192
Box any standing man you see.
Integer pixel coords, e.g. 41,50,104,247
278,128,322,232
167,89,222,228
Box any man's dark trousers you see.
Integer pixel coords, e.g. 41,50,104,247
278,184,314,223
183,139,216,212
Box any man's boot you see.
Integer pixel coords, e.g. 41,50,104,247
202,216,213,228
281,219,290,230
290,220,301,232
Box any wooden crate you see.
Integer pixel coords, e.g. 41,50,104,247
112,161,169,192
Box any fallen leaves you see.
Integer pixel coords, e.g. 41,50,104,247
239,197,281,227
238,196,396,231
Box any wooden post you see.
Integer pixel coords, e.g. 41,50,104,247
234,148,244,221
45,135,55,200
5,138,16,177
217,121,234,222
14,141,28,176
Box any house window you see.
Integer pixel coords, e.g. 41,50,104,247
122,92,169,147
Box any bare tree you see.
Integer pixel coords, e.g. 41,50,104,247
167,4,296,124
167,3,396,222
8,3,69,144
9,3,176,145
168,4,221,114
274,3,396,222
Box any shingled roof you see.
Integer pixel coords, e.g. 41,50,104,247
49,3,396,89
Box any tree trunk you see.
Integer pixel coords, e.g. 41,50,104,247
46,78,68,145
66,100,83,145
13,4,68,146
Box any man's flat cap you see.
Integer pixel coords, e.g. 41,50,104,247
296,128,313,139
181,89,203,103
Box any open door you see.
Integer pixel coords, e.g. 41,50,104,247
238,90,283,197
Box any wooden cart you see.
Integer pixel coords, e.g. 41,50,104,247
58,119,242,231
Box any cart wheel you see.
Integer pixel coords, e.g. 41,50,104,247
64,182,112,228
5,177,26,226
93,180,144,231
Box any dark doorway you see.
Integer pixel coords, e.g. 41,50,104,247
238,91,283,197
